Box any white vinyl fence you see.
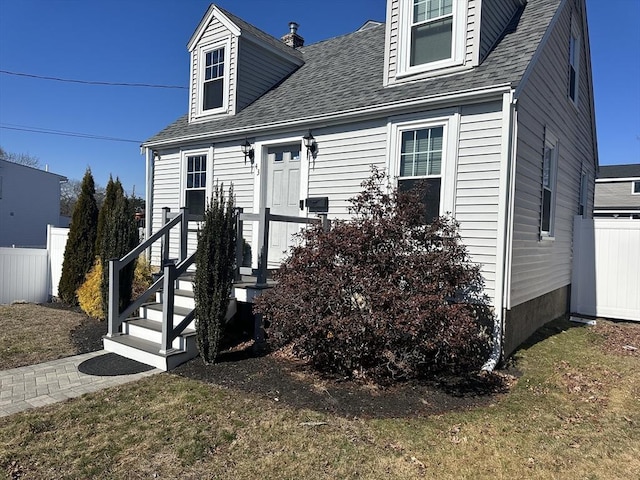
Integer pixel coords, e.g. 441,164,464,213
571,217,640,321
0,225,69,304
47,225,70,298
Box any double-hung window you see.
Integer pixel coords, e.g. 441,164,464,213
398,126,444,222
185,155,207,217
411,0,454,66
203,46,225,112
398,0,465,76
541,130,558,237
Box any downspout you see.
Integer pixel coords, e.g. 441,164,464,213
482,93,518,372
144,147,154,261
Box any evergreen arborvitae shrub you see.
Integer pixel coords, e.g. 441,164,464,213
253,167,493,383
95,175,118,252
58,168,99,304
194,183,237,364
99,181,139,318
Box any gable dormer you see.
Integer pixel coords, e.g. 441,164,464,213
187,5,304,123
384,0,523,86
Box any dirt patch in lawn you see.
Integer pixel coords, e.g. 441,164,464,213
593,319,640,357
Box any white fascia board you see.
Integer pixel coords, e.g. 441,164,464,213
595,177,640,183
187,5,241,52
144,83,512,148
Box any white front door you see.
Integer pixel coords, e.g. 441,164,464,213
266,144,301,266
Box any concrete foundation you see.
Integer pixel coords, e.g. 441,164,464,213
503,285,570,357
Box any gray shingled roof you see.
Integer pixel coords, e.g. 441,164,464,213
598,164,640,179
145,0,560,147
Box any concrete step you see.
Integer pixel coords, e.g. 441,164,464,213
103,334,198,371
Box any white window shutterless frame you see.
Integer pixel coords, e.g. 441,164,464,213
540,129,558,238
388,112,459,219
196,38,231,117
180,147,214,217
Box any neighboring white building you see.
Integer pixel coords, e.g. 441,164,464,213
594,164,640,219
0,159,67,247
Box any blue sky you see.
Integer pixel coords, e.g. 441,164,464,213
0,0,638,196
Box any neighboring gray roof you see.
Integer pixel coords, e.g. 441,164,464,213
145,0,560,147
598,164,640,179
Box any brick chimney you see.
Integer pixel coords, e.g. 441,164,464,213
281,21,304,49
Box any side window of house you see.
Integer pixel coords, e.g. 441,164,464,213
397,126,443,222
203,46,225,111
411,0,454,66
568,22,580,105
185,155,207,216
632,180,640,195
541,131,558,237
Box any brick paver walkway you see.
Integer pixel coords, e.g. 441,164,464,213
0,351,160,417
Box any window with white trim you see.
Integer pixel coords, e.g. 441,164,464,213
185,155,207,216
397,125,444,222
541,130,558,237
568,25,580,105
203,46,225,111
632,180,640,195
398,0,466,76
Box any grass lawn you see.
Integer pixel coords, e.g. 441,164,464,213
0,303,101,370
1,308,638,479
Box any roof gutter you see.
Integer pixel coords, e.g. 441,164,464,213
143,83,513,148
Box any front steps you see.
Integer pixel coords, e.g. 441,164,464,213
103,275,238,371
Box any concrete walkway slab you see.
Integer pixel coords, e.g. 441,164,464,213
0,351,160,418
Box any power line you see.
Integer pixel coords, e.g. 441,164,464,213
0,123,143,144
0,69,187,90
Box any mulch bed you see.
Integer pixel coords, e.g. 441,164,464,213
66,311,639,420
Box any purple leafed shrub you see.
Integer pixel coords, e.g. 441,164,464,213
254,167,493,382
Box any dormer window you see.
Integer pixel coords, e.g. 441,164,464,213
203,47,225,111
195,38,231,117
397,0,467,78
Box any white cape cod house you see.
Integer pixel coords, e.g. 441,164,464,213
105,0,598,370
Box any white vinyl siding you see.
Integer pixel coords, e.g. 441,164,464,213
236,39,299,111
465,0,477,65
151,149,182,266
209,142,255,253
510,1,596,307
455,101,504,302
479,0,520,63
307,120,388,219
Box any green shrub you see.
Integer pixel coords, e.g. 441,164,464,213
77,256,154,321
58,168,99,305
77,259,103,319
254,167,493,383
99,178,139,317
194,183,237,364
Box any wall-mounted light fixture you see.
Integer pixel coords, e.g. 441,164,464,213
303,131,317,156
241,139,255,166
